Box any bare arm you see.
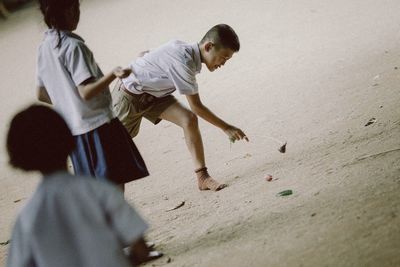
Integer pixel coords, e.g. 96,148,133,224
186,93,229,129
186,94,248,141
37,86,52,104
77,67,131,101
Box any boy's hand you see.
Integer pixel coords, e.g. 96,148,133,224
113,67,132,79
224,125,249,142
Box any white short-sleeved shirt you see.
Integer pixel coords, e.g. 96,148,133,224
123,40,202,98
6,172,148,267
37,30,114,135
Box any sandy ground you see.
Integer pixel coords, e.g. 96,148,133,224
1,0,400,266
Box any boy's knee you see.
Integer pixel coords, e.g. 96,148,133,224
182,111,198,129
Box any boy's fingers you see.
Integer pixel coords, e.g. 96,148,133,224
236,129,248,141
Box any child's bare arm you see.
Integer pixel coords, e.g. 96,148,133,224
37,86,52,104
77,67,131,100
186,94,248,142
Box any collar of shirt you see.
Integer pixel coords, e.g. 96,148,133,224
42,170,71,180
192,43,202,74
45,29,85,43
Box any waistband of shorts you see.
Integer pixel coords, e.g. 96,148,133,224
117,80,157,103
117,80,139,98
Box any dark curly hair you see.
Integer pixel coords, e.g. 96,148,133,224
7,105,74,173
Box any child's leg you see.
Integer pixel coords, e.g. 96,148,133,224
161,103,205,169
159,102,227,191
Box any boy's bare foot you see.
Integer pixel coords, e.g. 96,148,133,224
195,167,227,191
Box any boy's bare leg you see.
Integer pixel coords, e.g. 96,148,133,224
159,102,227,191
160,103,205,170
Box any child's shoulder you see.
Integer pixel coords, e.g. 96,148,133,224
64,33,91,53
164,40,195,60
166,39,190,50
42,30,86,50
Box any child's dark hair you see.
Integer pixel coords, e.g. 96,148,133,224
38,0,79,47
200,24,240,52
7,105,74,173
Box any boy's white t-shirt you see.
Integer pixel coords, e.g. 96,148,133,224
123,40,202,98
6,172,148,267
37,30,114,135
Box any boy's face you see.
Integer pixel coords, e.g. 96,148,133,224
203,42,235,72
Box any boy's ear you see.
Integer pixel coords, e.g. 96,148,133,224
204,41,214,52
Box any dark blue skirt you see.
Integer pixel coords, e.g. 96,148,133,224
70,118,149,184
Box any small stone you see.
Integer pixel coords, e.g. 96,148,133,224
394,66,398,70
279,142,287,153
311,213,316,217
265,174,273,181
364,118,376,126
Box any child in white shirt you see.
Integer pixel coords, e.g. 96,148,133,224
6,105,161,267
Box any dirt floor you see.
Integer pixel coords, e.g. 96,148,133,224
1,0,399,266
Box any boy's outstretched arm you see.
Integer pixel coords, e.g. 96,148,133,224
77,67,131,100
186,94,248,142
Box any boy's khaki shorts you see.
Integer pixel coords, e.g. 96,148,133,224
112,80,177,138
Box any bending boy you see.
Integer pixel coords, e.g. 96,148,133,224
112,24,248,191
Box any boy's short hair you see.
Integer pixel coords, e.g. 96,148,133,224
200,24,240,52
7,105,74,172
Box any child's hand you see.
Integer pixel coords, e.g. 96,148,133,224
224,125,249,142
113,67,132,79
